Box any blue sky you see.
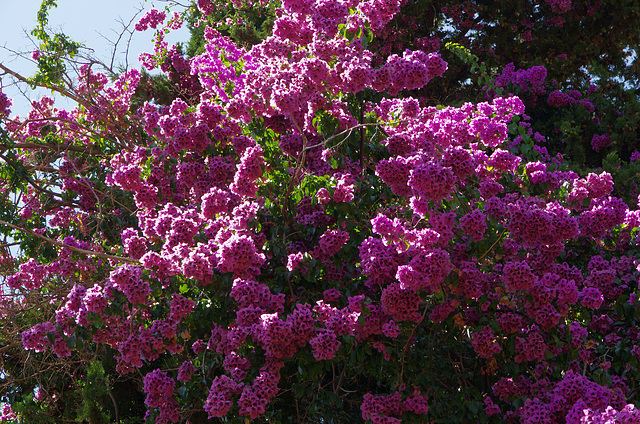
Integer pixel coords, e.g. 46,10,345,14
0,0,189,116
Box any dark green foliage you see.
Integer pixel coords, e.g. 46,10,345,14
76,361,110,424
30,0,82,87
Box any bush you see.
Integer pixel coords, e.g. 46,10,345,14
1,0,639,423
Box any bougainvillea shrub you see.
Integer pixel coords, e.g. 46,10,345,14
1,0,640,423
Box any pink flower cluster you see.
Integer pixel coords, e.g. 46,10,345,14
135,9,166,31
471,326,502,359
494,63,547,95
545,0,572,14
108,264,150,305
357,0,403,31
459,208,487,241
0,404,17,421
518,370,626,424
547,89,595,111
361,390,429,422
143,370,179,423
591,133,612,152
309,329,341,360
0,89,12,116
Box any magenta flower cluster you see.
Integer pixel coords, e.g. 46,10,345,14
0,89,12,116
135,8,167,31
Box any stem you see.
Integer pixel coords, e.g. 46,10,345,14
396,303,430,389
477,227,507,262
281,118,309,241
107,385,119,422
453,189,470,215
303,122,399,152
333,357,348,394
359,98,365,175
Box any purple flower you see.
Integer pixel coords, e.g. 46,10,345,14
591,133,612,152
135,8,166,31
309,329,341,360
143,370,175,408
409,161,454,202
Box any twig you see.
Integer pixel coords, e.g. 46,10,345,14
280,117,310,241
396,304,431,389
303,122,400,152
453,189,470,215
359,98,365,174
101,5,145,72
107,385,120,422
477,227,507,262
0,152,76,203
333,358,348,394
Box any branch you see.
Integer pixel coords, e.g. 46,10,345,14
477,227,507,262
157,0,191,7
396,304,430,389
303,122,399,153
0,219,138,264
280,117,310,241
96,4,145,73
0,63,88,109
2,141,103,156
7,116,115,150
301,109,439,154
